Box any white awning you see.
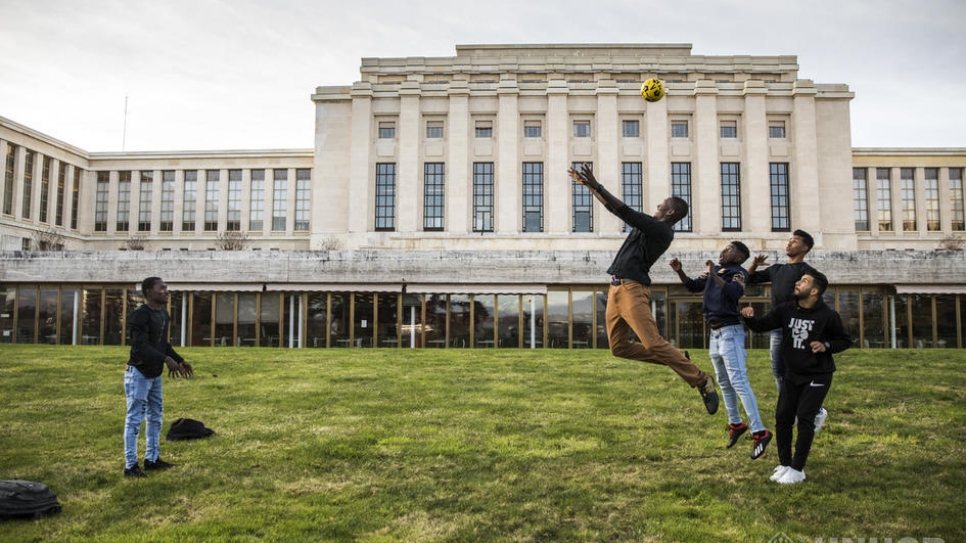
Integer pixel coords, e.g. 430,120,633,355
264,283,402,293
894,285,966,295
167,283,264,292
405,284,548,295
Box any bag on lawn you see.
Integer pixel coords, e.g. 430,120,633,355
166,418,216,441
0,480,62,520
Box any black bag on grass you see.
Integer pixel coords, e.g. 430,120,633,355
0,480,61,520
166,418,215,441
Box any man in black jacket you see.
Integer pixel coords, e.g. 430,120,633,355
123,277,193,478
569,163,718,416
741,271,851,484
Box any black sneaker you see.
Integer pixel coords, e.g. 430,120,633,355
726,422,748,448
124,464,147,478
144,458,175,471
751,430,772,460
699,375,719,415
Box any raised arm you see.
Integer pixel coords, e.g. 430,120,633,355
568,163,626,213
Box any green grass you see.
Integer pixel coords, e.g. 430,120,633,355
1,345,964,543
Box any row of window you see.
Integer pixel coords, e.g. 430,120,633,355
376,118,789,141
853,167,965,232
4,284,963,350
376,161,792,234
2,142,82,232
93,168,312,234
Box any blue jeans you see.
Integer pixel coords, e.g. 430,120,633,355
769,329,785,392
709,324,765,433
124,366,164,468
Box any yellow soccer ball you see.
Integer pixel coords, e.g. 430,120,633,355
641,78,665,102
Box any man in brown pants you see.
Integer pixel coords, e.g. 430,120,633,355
569,163,719,415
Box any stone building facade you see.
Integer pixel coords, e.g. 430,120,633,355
1,44,964,350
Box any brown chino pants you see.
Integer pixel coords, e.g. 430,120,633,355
606,280,708,387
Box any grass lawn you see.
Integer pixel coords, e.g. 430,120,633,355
1,345,964,543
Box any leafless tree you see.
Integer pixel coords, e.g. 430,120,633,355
217,230,250,251
123,235,147,251
31,228,67,251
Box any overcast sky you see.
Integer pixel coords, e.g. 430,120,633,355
2,0,964,152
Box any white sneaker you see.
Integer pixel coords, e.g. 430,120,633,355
777,468,806,484
769,465,789,482
814,407,828,433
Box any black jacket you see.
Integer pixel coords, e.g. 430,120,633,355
748,262,817,305
605,205,673,286
682,263,748,325
128,304,183,378
742,300,852,377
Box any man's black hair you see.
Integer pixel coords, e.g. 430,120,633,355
668,196,689,225
805,270,829,296
731,241,750,262
141,277,163,296
793,229,815,251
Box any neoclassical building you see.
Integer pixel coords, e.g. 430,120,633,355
1,44,964,350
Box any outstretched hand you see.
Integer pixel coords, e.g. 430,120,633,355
166,357,194,379
568,163,601,192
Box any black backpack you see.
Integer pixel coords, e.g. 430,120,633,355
0,480,62,520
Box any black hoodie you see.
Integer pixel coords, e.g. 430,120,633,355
742,299,852,377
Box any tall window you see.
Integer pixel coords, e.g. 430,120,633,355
3,143,15,215
295,169,311,231
900,168,916,231
523,162,544,233
160,170,175,231
472,162,494,233
204,170,220,231
876,168,893,232
570,162,591,232
924,168,940,231
116,171,131,232
671,121,689,138
272,169,288,232
720,120,738,139
853,168,869,231
622,120,640,138
182,170,197,231
70,168,80,230
250,169,264,231
671,162,692,232
573,120,590,138
720,162,741,231
55,163,66,226
227,170,242,231
524,120,542,138
769,163,790,232
423,163,444,231
621,162,643,233
951,168,964,231
374,164,395,231
138,171,153,232
21,150,33,220
40,157,51,223
426,120,444,139
94,171,109,232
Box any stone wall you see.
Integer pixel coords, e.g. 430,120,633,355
1,249,962,288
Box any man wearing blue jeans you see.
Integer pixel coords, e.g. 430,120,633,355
671,242,771,459
747,230,828,433
124,277,193,478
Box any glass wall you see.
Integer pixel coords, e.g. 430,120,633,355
935,295,958,348
473,295,495,348
0,284,960,350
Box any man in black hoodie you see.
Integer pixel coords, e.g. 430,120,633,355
123,277,194,478
741,271,851,484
